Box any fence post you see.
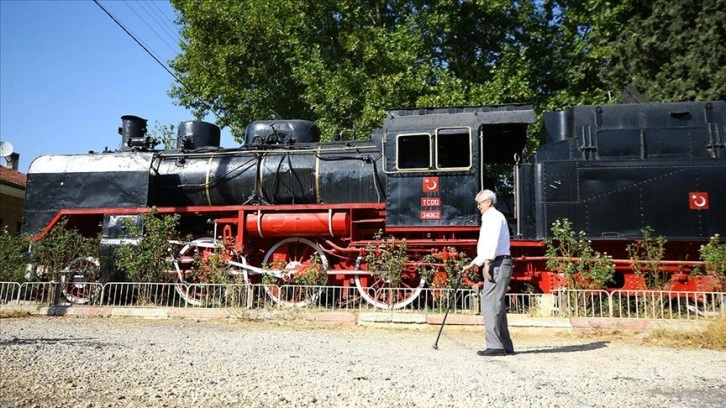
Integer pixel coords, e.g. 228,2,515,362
607,291,613,318
51,280,61,306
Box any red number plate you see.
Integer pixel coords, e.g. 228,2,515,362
420,210,441,220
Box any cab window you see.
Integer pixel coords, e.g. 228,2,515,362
396,127,471,171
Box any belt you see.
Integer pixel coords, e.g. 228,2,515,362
493,255,511,261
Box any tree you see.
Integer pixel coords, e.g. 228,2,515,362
169,0,545,141
602,0,726,102
168,0,723,147
168,1,313,139
533,0,639,110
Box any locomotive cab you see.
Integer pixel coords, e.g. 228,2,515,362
380,105,535,231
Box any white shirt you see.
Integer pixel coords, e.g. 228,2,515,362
471,207,510,267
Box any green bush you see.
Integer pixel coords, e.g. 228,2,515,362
290,253,327,286
365,231,408,287
626,227,668,289
700,234,726,276
30,218,99,281
189,241,241,285
418,247,472,288
0,228,29,282
114,209,180,283
545,219,615,289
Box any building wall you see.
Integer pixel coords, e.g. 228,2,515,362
0,186,25,235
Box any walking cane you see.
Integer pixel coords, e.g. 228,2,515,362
432,269,464,350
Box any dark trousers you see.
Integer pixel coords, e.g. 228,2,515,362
480,258,514,352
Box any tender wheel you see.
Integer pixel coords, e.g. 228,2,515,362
262,238,328,307
60,257,101,305
354,267,425,310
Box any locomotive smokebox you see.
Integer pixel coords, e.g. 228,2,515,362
176,121,221,150
118,115,148,150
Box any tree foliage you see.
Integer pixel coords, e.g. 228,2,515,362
169,0,545,141
602,0,726,102
168,0,725,144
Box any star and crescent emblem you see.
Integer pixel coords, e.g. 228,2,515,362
689,192,709,210
422,177,439,193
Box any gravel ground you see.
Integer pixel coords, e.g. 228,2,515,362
1,316,725,408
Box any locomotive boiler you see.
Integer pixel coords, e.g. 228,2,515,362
21,100,726,308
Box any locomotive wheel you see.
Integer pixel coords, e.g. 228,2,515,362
262,237,328,307
354,269,425,310
60,256,101,305
173,238,229,306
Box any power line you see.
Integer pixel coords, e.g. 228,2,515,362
124,0,178,55
142,0,186,48
132,0,182,54
93,0,179,82
146,0,182,40
92,0,230,128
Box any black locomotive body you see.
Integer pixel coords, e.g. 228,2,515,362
21,100,726,304
24,104,537,235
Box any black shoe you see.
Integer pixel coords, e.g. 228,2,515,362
477,348,507,356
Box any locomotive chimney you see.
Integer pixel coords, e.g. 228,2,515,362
118,115,149,151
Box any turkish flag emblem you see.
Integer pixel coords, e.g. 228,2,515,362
423,177,439,193
689,192,709,210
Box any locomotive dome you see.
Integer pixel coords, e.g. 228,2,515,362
176,120,221,150
243,119,320,145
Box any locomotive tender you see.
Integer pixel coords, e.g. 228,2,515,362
22,100,726,308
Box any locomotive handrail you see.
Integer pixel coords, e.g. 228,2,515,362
513,152,522,239
152,143,375,158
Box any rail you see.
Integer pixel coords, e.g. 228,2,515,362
1,281,724,320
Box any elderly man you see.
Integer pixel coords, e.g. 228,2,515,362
462,189,514,356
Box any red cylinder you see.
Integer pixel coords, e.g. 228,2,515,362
244,211,349,238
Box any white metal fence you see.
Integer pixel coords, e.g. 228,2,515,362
0,281,724,320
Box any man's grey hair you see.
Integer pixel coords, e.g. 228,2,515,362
476,189,497,205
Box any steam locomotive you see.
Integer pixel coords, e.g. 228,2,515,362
22,100,726,308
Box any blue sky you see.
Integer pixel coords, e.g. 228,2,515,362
0,0,234,173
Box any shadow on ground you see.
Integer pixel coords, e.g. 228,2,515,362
514,341,610,354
